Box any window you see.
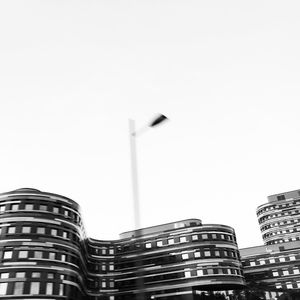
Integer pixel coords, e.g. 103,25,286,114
102,281,106,288
109,281,114,288
283,270,289,276
259,260,265,265
184,271,191,278
22,226,31,234
269,258,275,263
61,254,66,262
279,257,285,262
59,284,64,296
64,210,69,217
182,253,189,260
19,251,28,259
180,236,187,243
34,251,43,259
273,271,279,277
215,250,220,256
40,205,47,211
8,227,16,234
53,207,59,213
37,227,45,234
293,269,300,275
102,248,107,255
13,282,24,295
250,261,255,266
168,239,175,245
49,252,56,260
197,269,203,276
109,263,114,271
192,235,198,241
212,234,217,239
204,251,211,257
277,195,285,201
63,231,68,238
3,251,13,259
25,204,34,210
47,273,54,279
46,283,53,295
51,229,58,236
102,264,106,271
30,282,40,294
0,273,9,279
157,241,163,247
109,248,114,254
0,282,8,295
0,205,5,212
194,252,200,258
286,283,293,289
202,234,208,239
145,243,151,249
11,204,19,210
290,256,296,261
16,272,25,278
32,272,40,278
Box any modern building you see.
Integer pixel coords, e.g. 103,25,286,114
0,188,245,300
240,189,300,297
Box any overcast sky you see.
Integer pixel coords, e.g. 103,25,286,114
1,1,300,248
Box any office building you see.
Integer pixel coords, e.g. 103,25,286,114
0,188,245,300
241,189,300,297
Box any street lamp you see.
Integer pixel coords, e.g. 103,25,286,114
128,114,168,300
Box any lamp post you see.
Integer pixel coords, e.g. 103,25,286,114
128,114,168,300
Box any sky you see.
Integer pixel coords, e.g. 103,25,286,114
1,1,300,248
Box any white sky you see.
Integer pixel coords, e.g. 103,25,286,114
1,1,300,248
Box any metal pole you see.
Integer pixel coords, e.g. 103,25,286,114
129,119,145,300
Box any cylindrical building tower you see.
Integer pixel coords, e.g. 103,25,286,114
257,189,300,245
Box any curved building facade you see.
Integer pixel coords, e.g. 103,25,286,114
0,188,245,300
257,189,300,245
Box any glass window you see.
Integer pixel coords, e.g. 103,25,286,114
250,261,256,266
19,251,28,259
102,281,106,288
22,226,31,234
37,227,45,234
109,248,114,254
59,284,64,295
0,205,5,212
8,227,16,234
279,257,285,262
11,204,19,210
0,273,9,279
53,207,59,213
269,258,275,263
212,234,217,239
30,282,40,294
102,248,107,255
273,271,279,277
64,210,69,217
215,250,220,256
109,263,114,271
47,273,54,279
168,239,175,245
32,272,40,278
259,260,265,265
145,243,151,249
197,269,203,276
40,205,47,211
192,235,198,241
182,253,189,260
283,270,289,276
25,204,34,210
184,271,191,278
204,251,211,257
13,282,24,295
16,272,25,278
157,241,163,247
46,282,53,295
49,252,56,260
34,251,43,259
61,254,66,262
286,283,293,289
180,236,187,243
51,229,57,236
194,252,200,258
109,281,114,288
0,282,8,295
63,231,68,238
290,256,296,261
202,234,208,239
3,251,13,259
102,264,106,271
293,269,300,274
